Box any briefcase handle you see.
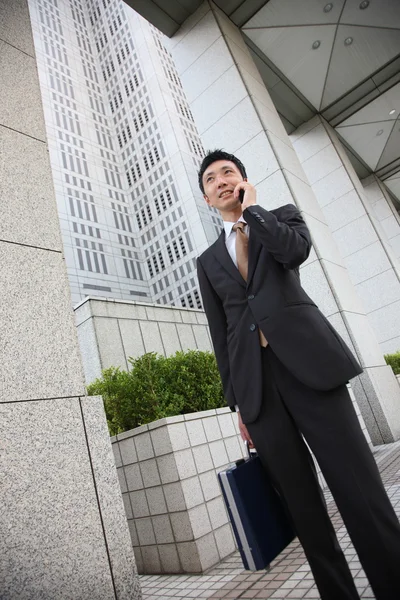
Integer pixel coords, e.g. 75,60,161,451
245,440,257,460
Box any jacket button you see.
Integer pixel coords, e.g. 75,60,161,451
248,294,255,300
250,324,256,332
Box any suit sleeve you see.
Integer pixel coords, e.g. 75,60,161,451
197,257,236,410
244,203,311,269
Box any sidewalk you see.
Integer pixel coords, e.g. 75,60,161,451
139,442,400,600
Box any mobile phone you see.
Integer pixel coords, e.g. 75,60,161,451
239,189,245,204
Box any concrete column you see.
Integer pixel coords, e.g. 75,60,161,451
362,175,400,353
291,116,400,444
0,1,141,598
362,175,400,265
168,1,400,444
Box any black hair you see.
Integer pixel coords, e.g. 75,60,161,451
198,149,247,193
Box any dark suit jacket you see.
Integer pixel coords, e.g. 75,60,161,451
197,203,363,424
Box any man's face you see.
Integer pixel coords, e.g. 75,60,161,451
202,160,245,212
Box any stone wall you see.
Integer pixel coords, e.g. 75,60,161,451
112,407,243,574
75,296,212,384
0,2,141,598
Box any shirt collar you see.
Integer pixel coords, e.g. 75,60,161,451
223,216,247,239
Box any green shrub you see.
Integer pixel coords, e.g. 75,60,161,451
87,350,225,436
385,351,400,376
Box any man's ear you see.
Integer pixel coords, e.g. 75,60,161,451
203,194,211,206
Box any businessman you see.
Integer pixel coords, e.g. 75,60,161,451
197,149,400,600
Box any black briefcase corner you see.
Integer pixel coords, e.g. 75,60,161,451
218,443,296,571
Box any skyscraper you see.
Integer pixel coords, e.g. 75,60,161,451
28,0,222,308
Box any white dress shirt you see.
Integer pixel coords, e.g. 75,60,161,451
223,216,248,414
223,216,248,266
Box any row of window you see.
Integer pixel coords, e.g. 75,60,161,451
121,253,143,281
181,289,202,310
109,13,123,37
43,34,68,66
112,205,133,233
74,236,108,274
82,58,98,84
68,195,98,223
95,30,108,53
118,233,136,248
104,165,123,190
94,122,114,151
116,42,131,66
109,89,123,113
126,162,142,187
102,58,115,82
136,187,174,230
61,144,89,177
75,29,91,54
54,104,81,136
38,2,63,36
72,220,101,239
147,234,190,280
48,66,75,99
73,237,145,281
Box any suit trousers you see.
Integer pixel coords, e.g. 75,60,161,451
246,346,400,600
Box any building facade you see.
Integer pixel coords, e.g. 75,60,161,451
28,0,221,308
27,0,400,443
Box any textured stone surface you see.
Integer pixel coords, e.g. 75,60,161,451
300,259,339,317
186,419,207,446
197,531,220,571
158,321,182,355
0,0,35,55
214,523,236,560
80,395,142,600
119,436,138,465
76,317,102,385
141,546,161,574
167,422,190,451
118,319,146,364
0,126,62,250
152,515,174,544
181,476,204,509
130,490,150,519
140,458,162,488
0,398,115,599
0,242,85,402
94,317,128,371
177,541,202,573
158,543,181,573
156,453,179,484
135,432,155,461
176,322,197,350
146,486,168,516
139,320,165,354
0,40,46,140
150,426,173,456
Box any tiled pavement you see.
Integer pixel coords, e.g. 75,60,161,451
139,441,400,600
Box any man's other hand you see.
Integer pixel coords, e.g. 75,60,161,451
238,411,255,449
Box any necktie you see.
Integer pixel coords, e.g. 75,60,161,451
232,223,268,348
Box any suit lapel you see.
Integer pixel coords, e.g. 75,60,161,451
212,231,246,287
246,228,262,290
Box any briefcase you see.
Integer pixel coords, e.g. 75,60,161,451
218,444,296,571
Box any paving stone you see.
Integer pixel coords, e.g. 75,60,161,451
140,441,400,599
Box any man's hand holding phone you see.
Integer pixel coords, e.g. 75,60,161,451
234,181,257,212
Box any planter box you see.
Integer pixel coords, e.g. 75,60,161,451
111,407,245,575
111,386,369,575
